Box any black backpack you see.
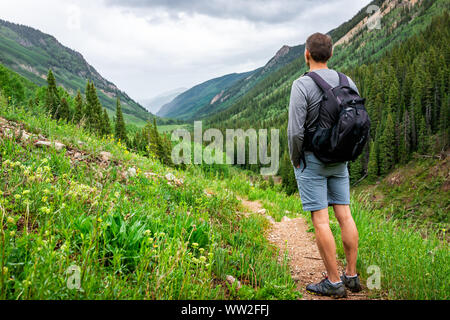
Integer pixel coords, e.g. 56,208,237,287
303,71,370,164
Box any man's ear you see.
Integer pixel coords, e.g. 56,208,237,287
304,49,310,62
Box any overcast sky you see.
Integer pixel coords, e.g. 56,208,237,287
0,0,371,102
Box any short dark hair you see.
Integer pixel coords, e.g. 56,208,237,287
306,33,333,63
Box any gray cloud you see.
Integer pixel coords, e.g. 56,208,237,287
104,0,330,24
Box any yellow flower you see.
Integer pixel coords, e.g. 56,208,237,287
144,230,151,236
7,216,15,224
2,267,7,274
199,256,207,263
14,194,21,200
192,242,199,248
9,231,15,237
42,196,48,202
22,190,30,195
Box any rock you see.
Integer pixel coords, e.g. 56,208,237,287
257,208,266,214
204,190,214,197
265,215,275,224
74,152,82,159
99,151,112,162
34,140,52,148
174,178,184,186
226,275,242,289
281,216,291,222
165,173,176,181
34,140,65,151
20,132,31,142
127,167,137,177
54,142,65,151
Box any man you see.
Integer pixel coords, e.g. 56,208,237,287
287,32,362,298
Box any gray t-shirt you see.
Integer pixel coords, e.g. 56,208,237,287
287,68,359,168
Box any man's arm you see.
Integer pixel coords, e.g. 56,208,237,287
287,80,307,168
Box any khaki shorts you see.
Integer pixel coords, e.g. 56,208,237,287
294,151,350,212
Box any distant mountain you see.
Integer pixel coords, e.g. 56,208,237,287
140,87,187,114
157,43,305,120
0,19,152,125
157,71,255,119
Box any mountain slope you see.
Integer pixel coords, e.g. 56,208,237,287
140,87,187,114
0,19,152,125
157,71,254,119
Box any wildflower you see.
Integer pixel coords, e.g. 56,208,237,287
7,216,15,224
192,257,200,264
199,248,205,253
42,196,48,203
192,242,199,248
144,230,151,236
40,206,51,214
22,190,30,195
43,189,50,194
153,244,158,248
114,192,120,198
2,267,7,274
97,217,103,223
199,256,207,263
14,194,21,200
9,231,15,237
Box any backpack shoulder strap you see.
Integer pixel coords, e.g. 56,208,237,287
305,71,332,92
337,72,350,87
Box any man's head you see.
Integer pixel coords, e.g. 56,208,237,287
305,32,333,66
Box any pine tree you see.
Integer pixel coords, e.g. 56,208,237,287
73,90,84,124
102,108,112,136
380,112,395,175
59,97,70,122
367,140,378,181
280,151,297,195
349,154,363,183
418,115,431,154
46,69,60,118
114,97,128,144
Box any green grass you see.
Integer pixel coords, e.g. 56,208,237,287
0,100,298,300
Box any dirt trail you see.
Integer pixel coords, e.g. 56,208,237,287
239,196,368,300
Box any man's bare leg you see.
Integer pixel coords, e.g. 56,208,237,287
333,204,358,276
311,207,340,283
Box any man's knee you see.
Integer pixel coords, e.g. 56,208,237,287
311,208,330,228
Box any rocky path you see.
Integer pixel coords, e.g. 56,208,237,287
239,196,369,300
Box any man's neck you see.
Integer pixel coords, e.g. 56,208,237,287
309,62,329,72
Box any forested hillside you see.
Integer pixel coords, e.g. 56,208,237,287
203,0,449,203
0,19,152,125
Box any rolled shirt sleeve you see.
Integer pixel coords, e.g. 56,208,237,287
287,79,308,168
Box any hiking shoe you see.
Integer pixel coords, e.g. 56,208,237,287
306,274,347,298
341,273,362,293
